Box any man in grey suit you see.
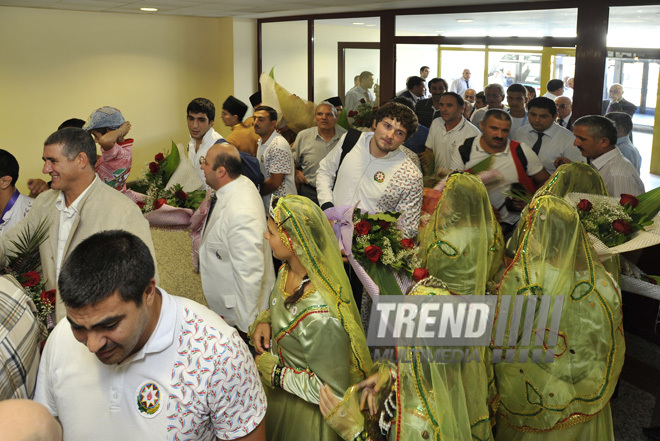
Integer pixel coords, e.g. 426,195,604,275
0,128,156,322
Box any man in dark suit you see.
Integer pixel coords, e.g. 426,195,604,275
555,96,574,131
603,83,637,116
398,76,426,105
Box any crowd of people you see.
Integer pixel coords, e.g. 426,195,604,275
0,64,647,441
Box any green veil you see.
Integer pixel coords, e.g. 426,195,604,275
271,195,373,384
420,172,504,295
494,195,624,437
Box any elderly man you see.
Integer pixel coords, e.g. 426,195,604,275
187,97,225,184
512,97,584,174
221,95,260,157
0,128,156,322
450,69,472,97
317,102,423,239
606,111,642,172
573,115,644,197
471,83,507,127
605,83,637,116
199,144,274,340
254,105,297,212
345,71,375,114
425,92,480,172
414,77,448,128
555,96,574,130
450,109,550,235
291,102,347,204
35,231,266,441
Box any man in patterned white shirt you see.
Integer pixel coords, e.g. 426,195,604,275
35,231,266,441
254,105,297,212
317,102,423,239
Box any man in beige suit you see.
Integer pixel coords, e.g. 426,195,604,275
0,127,156,322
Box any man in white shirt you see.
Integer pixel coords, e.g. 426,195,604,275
471,83,507,128
425,92,480,172
542,79,564,101
317,102,423,239
605,111,642,172
449,109,550,233
450,69,472,97
35,231,266,441
0,128,156,322
345,71,375,114
505,83,529,136
0,150,32,236
199,144,274,339
512,97,584,174
573,115,644,197
555,96,574,131
186,98,225,185
254,105,297,212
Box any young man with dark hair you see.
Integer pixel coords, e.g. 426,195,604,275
414,77,448,127
605,111,641,172
221,95,260,157
0,128,157,323
317,102,423,239
543,79,565,100
187,97,225,185
512,97,583,173
506,83,529,134
0,149,32,235
35,230,266,441
253,105,297,212
399,76,426,104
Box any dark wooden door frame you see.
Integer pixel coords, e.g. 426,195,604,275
338,42,381,104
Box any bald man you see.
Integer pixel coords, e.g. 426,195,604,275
605,83,637,117
555,96,574,131
0,399,62,441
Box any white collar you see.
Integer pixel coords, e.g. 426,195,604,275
55,176,97,215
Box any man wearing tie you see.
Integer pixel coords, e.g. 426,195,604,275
398,76,427,104
450,69,472,97
345,71,375,114
199,143,274,343
555,96,574,131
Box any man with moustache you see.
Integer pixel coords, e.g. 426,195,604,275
317,102,423,239
425,92,480,172
414,77,449,128
449,109,549,233
292,102,346,204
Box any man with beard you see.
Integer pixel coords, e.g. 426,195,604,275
414,77,448,128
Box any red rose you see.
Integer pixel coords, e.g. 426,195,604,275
620,194,639,208
364,245,383,263
348,110,358,117
154,153,165,162
378,220,390,230
175,189,189,202
400,238,415,249
412,268,430,281
148,162,160,174
577,199,593,212
41,289,56,305
153,198,167,210
20,271,41,287
612,219,633,235
136,201,145,209
355,220,371,236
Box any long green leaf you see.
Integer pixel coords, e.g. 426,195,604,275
163,140,181,184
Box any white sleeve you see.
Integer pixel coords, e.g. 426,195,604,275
33,328,58,416
519,143,545,176
448,145,466,171
316,133,347,208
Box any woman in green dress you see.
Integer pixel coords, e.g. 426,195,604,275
493,194,624,440
250,195,372,441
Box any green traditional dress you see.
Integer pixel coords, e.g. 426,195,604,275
493,195,624,440
251,195,373,441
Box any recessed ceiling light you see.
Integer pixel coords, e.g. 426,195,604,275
140,7,158,12
456,19,474,23
365,24,375,27
352,22,365,25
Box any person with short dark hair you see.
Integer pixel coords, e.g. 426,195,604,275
512,97,583,173
543,79,565,100
317,102,423,238
0,149,32,235
419,65,430,79
345,71,375,114
524,85,537,101
506,83,529,134
0,128,157,323
449,109,550,233
198,143,274,341
34,230,266,441
398,76,426,104
414,77,448,127
221,95,260,157
253,105,297,212
605,111,641,172
187,97,225,185
573,115,644,196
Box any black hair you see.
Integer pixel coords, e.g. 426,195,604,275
59,231,155,309
254,105,278,122
0,149,19,186
527,97,557,116
187,97,216,121
546,79,564,93
574,115,618,146
58,118,86,130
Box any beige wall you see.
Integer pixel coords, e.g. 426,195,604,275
0,6,237,193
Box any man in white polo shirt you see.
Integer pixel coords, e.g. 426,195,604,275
186,97,225,185
35,231,266,441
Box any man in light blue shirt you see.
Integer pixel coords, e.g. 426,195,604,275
606,111,642,172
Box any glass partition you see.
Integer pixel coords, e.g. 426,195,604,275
396,44,439,93
262,21,308,98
